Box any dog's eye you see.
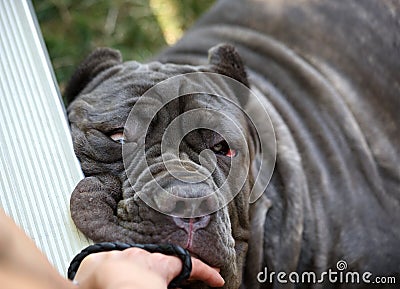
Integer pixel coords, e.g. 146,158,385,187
211,141,236,157
109,129,125,144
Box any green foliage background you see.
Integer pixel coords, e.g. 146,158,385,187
32,0,214,93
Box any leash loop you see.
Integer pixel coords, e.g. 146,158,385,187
68,242,192,288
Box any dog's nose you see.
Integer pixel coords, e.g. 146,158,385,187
154,195,218,217
152,183,219,217
172,215,211,232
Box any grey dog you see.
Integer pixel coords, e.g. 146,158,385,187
66,0,400,288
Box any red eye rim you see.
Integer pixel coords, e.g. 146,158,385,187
211,140,237,158
107,128,125,144
226,149,236,158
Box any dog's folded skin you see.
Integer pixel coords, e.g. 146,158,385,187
67,1,400,288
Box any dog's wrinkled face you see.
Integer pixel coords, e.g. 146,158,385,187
67,45,259,288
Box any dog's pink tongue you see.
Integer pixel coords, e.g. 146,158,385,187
185,218,194,249
172,216,211,249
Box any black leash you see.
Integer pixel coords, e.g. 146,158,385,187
68,242,192,288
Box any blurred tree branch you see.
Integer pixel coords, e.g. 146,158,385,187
32,0,214,100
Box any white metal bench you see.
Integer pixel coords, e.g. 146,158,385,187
0,0,90,275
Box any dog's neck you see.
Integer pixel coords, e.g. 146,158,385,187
154,0,400,277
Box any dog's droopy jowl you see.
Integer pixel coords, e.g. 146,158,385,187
66,0,400,288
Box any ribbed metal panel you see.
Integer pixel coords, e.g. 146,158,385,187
0,0,91,276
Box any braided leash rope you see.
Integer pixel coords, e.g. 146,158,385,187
68,242,192,289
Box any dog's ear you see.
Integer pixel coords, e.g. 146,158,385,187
208,44,249,87
64,48,122,104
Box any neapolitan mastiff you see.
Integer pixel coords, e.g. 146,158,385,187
66,0,400,288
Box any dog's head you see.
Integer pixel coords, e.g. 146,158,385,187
67,44,273,288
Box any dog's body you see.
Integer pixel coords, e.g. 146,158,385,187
67,0,400,288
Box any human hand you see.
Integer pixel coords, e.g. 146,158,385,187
73,247,225,289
